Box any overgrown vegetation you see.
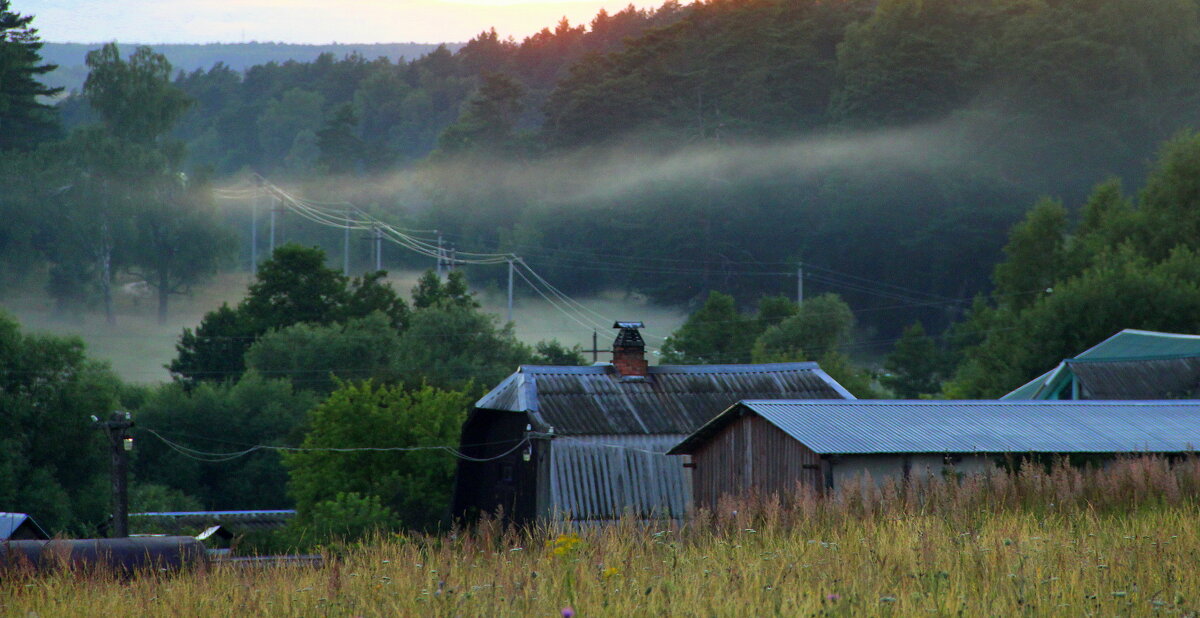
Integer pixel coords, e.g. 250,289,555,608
5,458,1200,615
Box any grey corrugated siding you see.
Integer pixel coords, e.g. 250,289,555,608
736,400,1200,454
1070,358,1200,399
548,435,690,520
475,363,851,436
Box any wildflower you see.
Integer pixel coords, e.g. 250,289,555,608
603,566,620,579
549,533,583,557
826,594,841,602
562,607,575,617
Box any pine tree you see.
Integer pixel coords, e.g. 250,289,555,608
0,0,61,150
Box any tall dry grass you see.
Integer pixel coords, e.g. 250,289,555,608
4,457,1199,616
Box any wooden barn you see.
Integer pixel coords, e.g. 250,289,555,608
450,323,854,524
669,400,1200,511
1005,329,1200,400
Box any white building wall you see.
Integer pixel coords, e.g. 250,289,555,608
831,453,999,488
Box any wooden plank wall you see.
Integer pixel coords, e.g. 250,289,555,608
691,413,822,511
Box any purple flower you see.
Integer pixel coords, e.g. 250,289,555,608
562,608,575,617
826,594,841,602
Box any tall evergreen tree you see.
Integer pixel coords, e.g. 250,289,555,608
0,0,60,150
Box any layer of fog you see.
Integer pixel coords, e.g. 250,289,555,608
279,114,1014,214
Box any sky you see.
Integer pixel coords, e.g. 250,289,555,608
21,0,670,44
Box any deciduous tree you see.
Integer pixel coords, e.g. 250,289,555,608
285,381,471,531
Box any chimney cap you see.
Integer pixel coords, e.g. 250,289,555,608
613,321,645,329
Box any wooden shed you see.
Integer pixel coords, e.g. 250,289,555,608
451,323,855,524
669,399,1200,511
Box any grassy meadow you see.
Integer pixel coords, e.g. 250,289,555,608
4,458,1200,616
0,269,686,383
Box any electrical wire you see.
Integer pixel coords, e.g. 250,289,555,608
213,176,1003,348
141,427,531,464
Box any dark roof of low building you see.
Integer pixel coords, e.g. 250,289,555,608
130,510,295,533
0,512,49,540
475,362,854,435
669,400,1200,455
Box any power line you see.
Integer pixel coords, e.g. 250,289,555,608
219,176,617,333
140,427,530,464
213,176,996,347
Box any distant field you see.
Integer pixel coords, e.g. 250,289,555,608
0,270,685,383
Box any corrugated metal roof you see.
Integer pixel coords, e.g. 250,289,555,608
1005,329,1200,399
1076,329,1200,360
670,400,1200,455
475,362,854,435
131,510,296,518
1002,367,1057,400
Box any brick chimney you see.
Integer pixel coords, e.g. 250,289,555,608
612,321,648,378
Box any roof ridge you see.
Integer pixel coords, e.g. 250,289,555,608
1068,354,1200,363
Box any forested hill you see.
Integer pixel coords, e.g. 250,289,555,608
39,0,1200,345
39,42,460,94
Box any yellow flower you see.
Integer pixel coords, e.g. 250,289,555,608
602,566,620,579
548,533,583,557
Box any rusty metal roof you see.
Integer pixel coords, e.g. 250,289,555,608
670,400,1200,455
475,362,854,435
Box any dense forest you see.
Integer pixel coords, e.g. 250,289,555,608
6,0,1200,376
9,0,1200,534
37,42,457,95
55,0,1197,341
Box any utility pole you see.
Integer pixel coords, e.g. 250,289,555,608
797,262,804,304
250,193,259,275
437,232,445,279
93,412,134,538
582,329,604,363
269,196,278,254
343,208,351,276
507,257,515,324
374,226,383,271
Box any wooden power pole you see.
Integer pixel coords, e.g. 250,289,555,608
93,412,134,538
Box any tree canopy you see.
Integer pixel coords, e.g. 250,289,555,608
0,312,121,534
947,130,1200,398
284,381,472,532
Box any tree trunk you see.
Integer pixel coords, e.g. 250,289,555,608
157,269,169,325
99,224,116,326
